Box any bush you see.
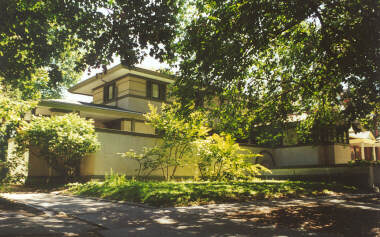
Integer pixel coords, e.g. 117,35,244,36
0,88,37,183
194,134,270,181
348,159,380,167
141,102,209,180
15,113,100,180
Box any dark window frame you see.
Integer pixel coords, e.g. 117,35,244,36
146,80,166,101
103,82,116,103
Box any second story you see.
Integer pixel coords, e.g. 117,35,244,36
69,64,174,113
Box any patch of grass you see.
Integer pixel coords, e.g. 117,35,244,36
67,174,359,207
0,183,67,193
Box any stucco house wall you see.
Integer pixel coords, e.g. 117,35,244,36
273,146,320,167
80,129,196,177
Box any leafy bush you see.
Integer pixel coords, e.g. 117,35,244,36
121,103,269,181
0,87,37,183
348,159,380,167
194,134,270,181
15,113,100,180
141,102,209,180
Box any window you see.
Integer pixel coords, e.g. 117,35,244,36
147,81,166,100
104,83,116,103
152,83,160,98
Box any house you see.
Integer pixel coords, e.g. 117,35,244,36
25,63,380,182
349,129,380,161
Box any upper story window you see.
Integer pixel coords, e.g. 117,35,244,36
147,81,166,101
152,83,160,99
104,83,116,103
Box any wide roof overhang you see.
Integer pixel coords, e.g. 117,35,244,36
69,64,174,96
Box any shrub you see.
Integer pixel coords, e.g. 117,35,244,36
194,134,271,181
15,113,100,180
0,88,37,183
141,102,210,180
348,159,380,167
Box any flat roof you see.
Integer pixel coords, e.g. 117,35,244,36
39,99,143,116
69,64,175,96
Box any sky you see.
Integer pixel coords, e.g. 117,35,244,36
63,56,168,102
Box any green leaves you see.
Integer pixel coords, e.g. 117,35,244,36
15,113,100,180
141,102,210,180
172,0,379,136
1,0,181,98
194,133,270,181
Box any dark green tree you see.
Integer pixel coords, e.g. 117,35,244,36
1,0,181,98
172,0,380,139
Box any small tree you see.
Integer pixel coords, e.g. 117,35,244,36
119,147,163,178
194,134,270,181
121,102,210,180
15,113,100,181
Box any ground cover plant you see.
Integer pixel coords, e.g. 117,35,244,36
67,174,358,207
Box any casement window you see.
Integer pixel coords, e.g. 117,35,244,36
147,81,166,100
152,83,160,98
104,83,116,103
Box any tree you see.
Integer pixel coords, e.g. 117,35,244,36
172,0,379,137
146,102,210,180
121,103,269,180
15,113,100,180
1,0,181,98
121,102,210,180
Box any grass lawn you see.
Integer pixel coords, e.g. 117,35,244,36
66,174,359,207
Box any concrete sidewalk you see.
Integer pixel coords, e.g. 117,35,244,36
1,193,379,237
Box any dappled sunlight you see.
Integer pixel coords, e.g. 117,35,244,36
2,192,379,237
0,197,98,236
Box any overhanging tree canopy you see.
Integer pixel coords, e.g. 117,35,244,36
1,0,180,98
172,0,379,137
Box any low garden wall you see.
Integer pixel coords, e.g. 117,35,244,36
80,128,196,178
26,129,369,187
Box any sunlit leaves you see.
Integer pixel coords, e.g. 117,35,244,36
15,113,100,179
172,0,379,138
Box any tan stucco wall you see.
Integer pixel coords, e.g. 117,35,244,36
116,76,147,98
80,131,195,177
93,87,103,104
273,146,320,167
333,144,351,164
117,96,162,113
28,150,56,176
134,121,155,134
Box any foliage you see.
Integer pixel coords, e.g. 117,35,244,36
141,102,210,180
121,103,268,180
1,0,181,97
172,0,379,139
348,159,380,167
0,86,37,183
194,134,270,180
119,147,163,178
68,176,358,207
15,113,100,180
